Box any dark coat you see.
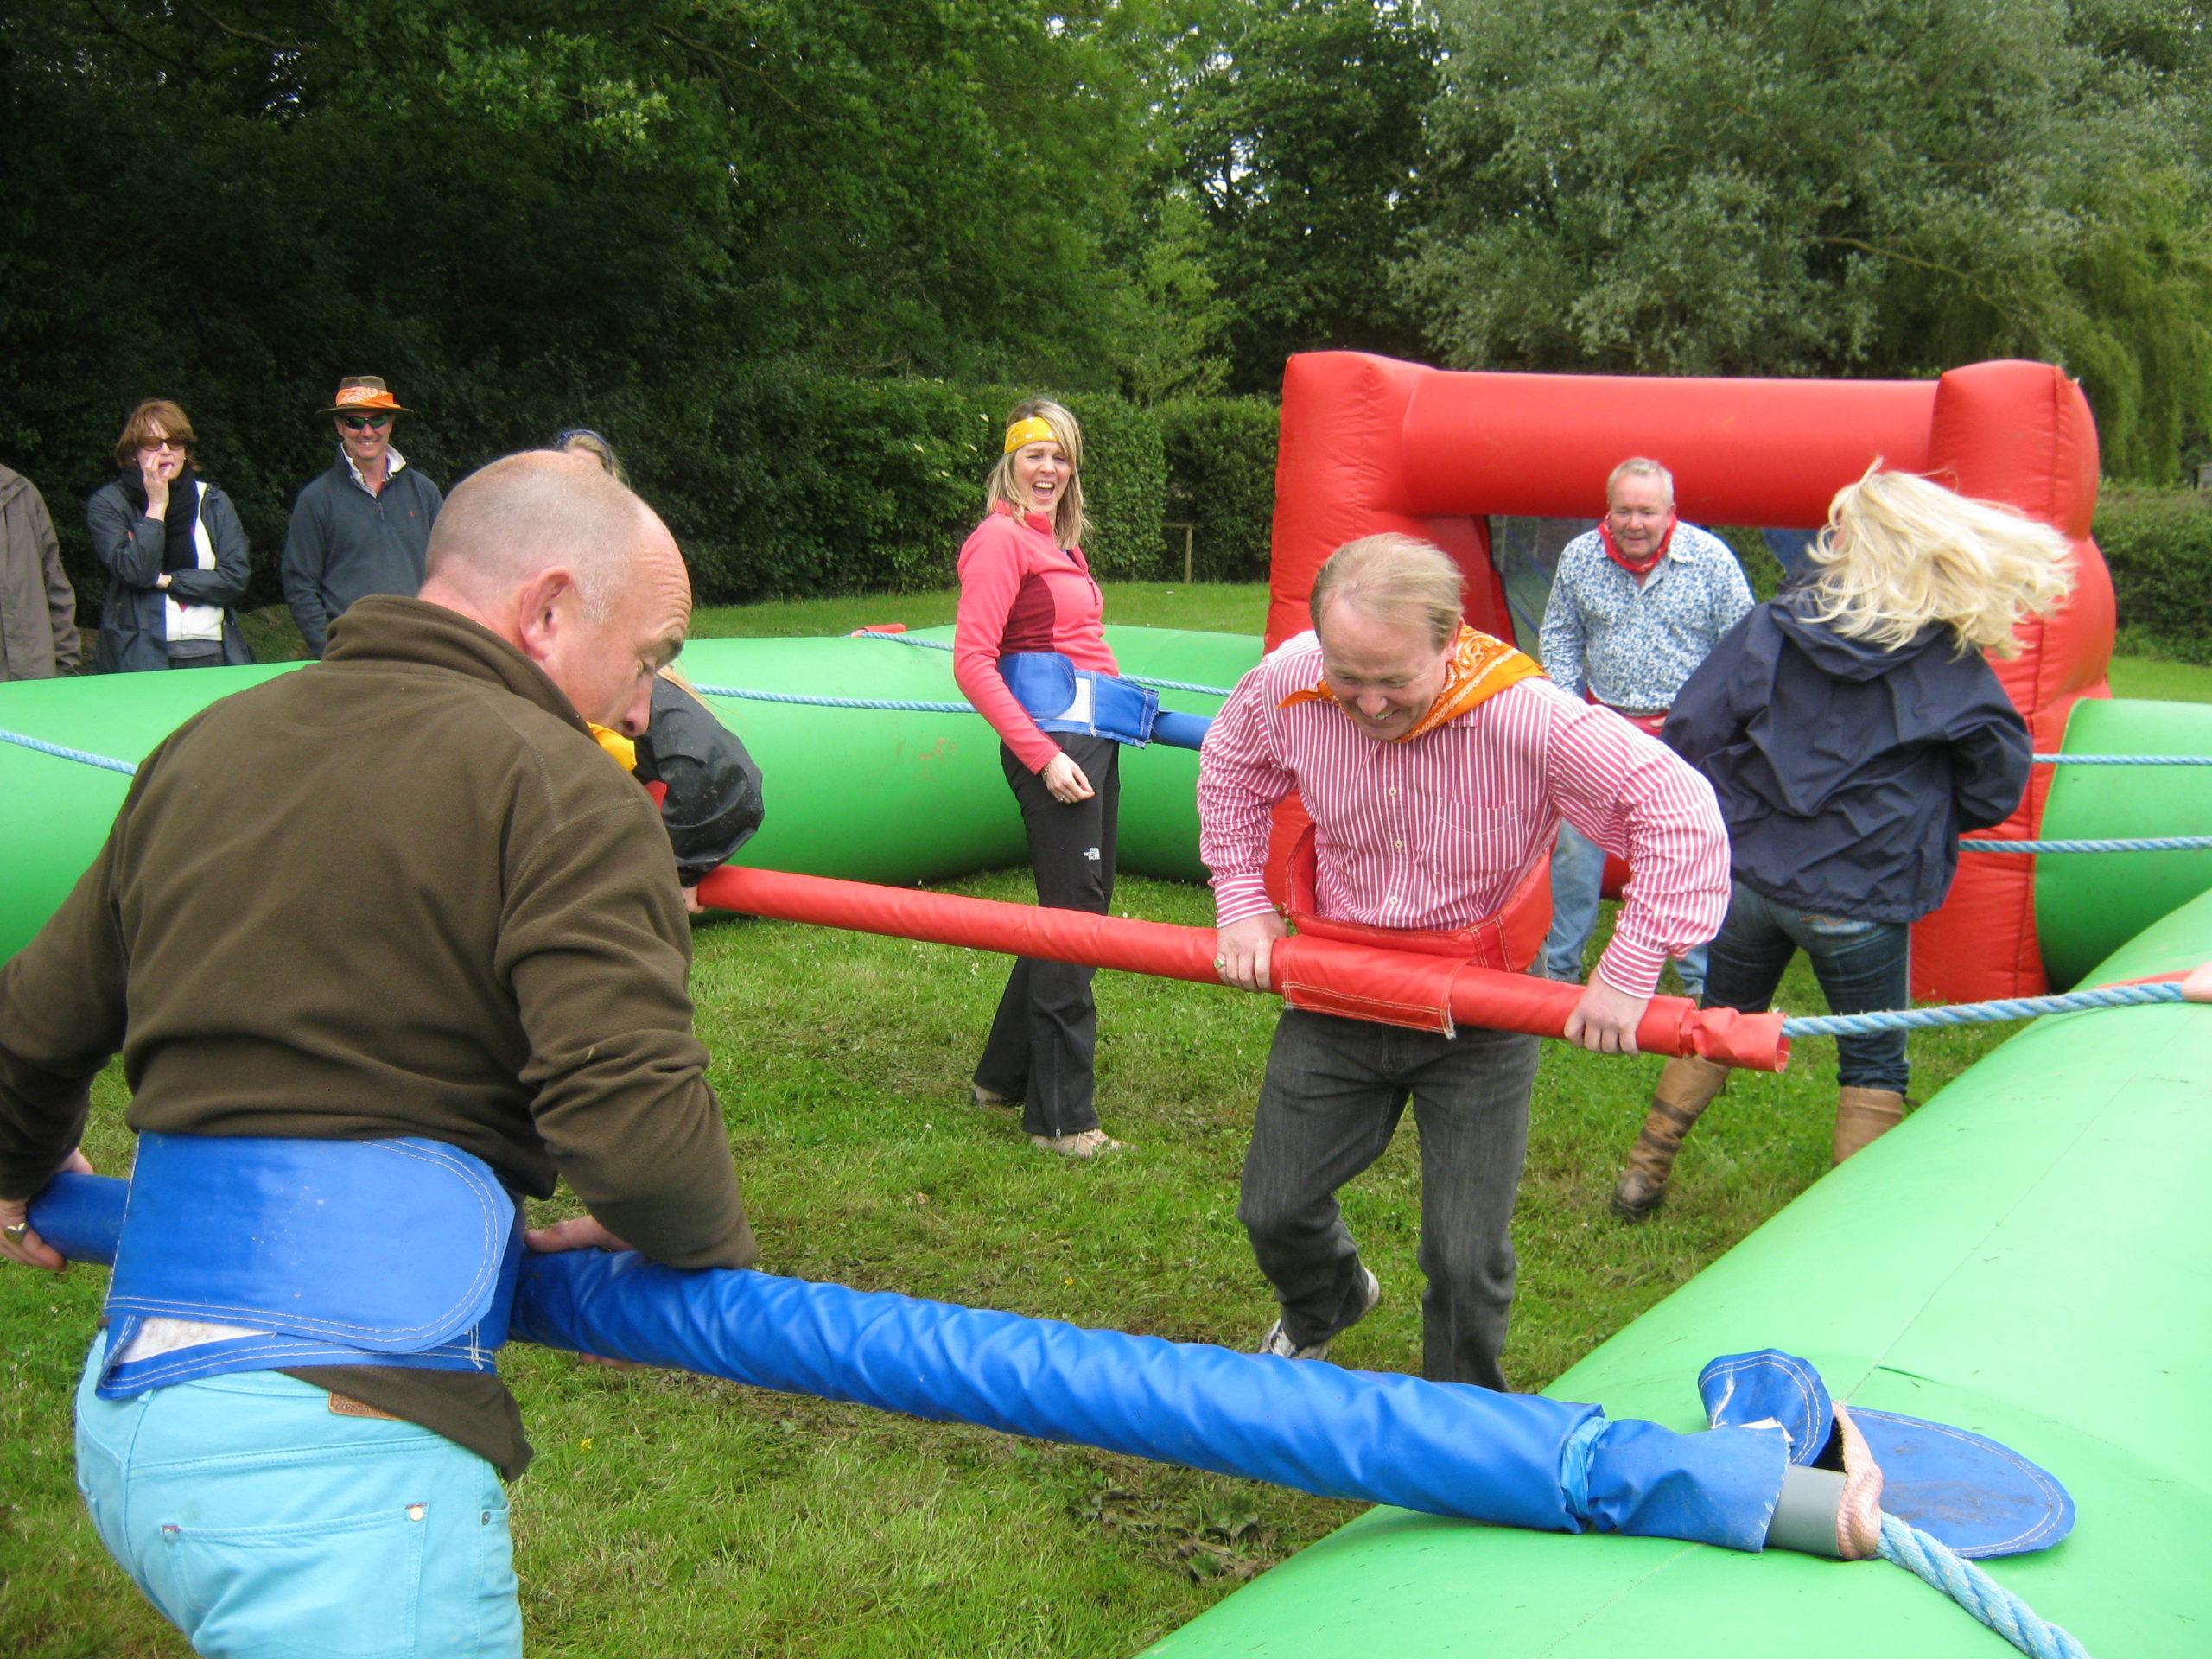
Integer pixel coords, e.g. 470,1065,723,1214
0,466,80,679
1663,588,2031,923
635,677,766,885
85,476,254,673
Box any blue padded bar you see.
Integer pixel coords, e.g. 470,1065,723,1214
31,1172,1790,1548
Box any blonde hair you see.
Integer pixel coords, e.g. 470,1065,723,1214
983,398,1090,550
554,429,627,485
1808,467,2075,658
114,399,199,472
1310,534,1465,649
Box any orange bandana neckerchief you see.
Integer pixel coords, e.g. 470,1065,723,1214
1280,624,1545,741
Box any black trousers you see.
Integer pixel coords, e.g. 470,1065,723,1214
1237,1008,1541,1391
975,734,1120,1137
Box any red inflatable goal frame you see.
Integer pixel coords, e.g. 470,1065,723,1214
1267,353,2116,1001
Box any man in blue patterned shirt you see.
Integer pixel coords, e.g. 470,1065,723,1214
1535,458,1752,995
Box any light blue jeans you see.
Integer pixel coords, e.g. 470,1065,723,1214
1541,823,1707,996
74,1333,522,1659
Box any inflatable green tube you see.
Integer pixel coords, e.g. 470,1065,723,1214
2036,696,2212,988
690,626,1257,887
0,627,1259,960
1143,889,2212,1656
0,664,301,963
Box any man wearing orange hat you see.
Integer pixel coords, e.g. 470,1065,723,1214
282,376,445,658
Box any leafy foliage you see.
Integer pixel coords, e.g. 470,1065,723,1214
1406,0,2212,480
1159,397,1282,581
8,0,2212,629
2094,485,2212,661
1167,0,1441,394
0,0,1168,605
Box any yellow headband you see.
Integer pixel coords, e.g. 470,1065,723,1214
1003,416,1059,454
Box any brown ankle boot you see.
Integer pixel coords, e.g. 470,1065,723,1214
1611,1055,1732,1219
1832,1087,1904,1163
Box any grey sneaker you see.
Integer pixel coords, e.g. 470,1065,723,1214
1256,1266,1381,1362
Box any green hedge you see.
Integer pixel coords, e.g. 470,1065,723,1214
41,374,1256,619
1159,397,1281,582
2095,486,2212,663
537,372,1170,603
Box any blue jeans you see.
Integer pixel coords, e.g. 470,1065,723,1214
74,1334,522,1658
1700,882,1911,1092
1541,823,1707,997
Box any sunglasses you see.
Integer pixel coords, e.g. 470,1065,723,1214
138,437,188,453
338,412,394,431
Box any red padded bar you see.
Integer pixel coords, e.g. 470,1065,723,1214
697,867,1789,1072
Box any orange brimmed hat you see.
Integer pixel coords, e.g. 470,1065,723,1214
318,377,411,417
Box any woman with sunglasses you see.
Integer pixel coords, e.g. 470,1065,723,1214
281,377,444,658
86,399,253,672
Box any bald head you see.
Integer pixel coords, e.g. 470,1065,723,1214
424,450,662,620
419,450,693,734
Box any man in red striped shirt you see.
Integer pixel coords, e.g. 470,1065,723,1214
1199,535,1729,1389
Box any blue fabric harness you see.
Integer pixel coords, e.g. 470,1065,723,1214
98,1133,521,1399
1000,652,1164,747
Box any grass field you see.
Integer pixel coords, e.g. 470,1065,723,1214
3,584,2202,1657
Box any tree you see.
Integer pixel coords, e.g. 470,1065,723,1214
0,0,1172,603
1167,0,1441,394
1405,0,2212,480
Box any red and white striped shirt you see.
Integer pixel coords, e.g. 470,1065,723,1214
1197,634,1731,996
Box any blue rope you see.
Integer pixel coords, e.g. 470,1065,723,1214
0,728,138,777
690,683,976,715
852,630,1233,698
1877,1514,2091,1659
1780,980,2183,1037
2036,753,2212,765
1961,836,2212,853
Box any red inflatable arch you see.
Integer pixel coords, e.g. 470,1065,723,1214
1267,352,2116,1003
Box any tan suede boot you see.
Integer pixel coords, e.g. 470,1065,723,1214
1832,1087,1905,1163
1610,1055,1732,1219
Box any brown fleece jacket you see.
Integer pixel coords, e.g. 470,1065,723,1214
0,594,753,1475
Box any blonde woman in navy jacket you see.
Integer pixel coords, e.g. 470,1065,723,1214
1613,468,2073,1218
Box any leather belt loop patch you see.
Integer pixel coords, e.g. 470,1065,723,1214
328,1392,404,1421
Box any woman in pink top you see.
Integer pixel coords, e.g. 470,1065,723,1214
952,399,1124,1158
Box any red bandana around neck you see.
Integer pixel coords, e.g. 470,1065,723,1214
1599,515,1676,582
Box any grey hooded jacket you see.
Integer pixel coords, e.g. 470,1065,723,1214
0,466,81,679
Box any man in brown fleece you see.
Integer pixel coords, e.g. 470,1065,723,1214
0,451,752,1656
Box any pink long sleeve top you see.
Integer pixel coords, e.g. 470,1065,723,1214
1197,636,1731,996
952,503,1118,775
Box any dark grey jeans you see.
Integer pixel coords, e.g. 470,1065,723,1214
1237,1008,1541,1392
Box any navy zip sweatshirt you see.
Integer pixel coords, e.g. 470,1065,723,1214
282,450,443,656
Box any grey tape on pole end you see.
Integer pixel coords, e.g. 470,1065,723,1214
1765,1465,1851,1558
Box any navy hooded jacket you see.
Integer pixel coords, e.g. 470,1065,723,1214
1663,587,2031,924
